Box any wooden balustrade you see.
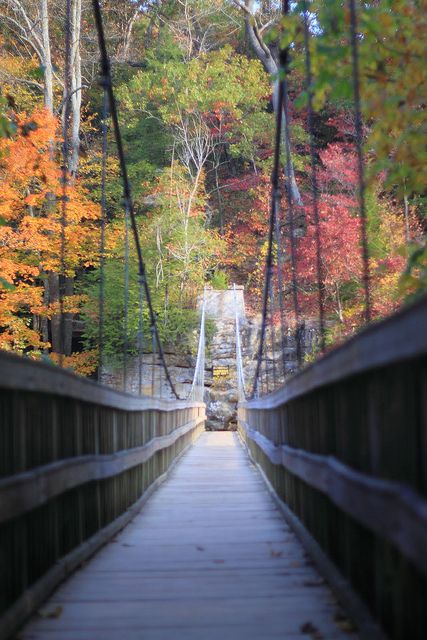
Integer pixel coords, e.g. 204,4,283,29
0,352,205,640
238,296,427,640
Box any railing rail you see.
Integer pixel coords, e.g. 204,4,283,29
0,353,205,639
238,295,427,640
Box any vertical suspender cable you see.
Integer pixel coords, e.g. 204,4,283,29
264,353,270,395
137,275,144,396
269,278,278,390
98,88,108,382
274,191,288,380
251,1,294,398
91,0,180,398
282,0,302,366
123,202,130,391
59,0,72,365
233,284,246,401
348,0,371,323
188,290,206,402
302,2,326,351
151,323,156,397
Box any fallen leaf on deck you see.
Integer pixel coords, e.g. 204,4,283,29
300,621,323,639
303,579,325,587
334,612,357,633
38,606,63,619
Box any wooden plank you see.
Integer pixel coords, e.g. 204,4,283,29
239,421,427,577
0,437,196,640
0,417,204,523
14,628,351,640
20,432,358,640
246,440,387,640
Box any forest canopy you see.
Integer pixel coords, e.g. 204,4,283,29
0,0,425,374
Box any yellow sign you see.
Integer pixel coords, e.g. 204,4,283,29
213,366,229,378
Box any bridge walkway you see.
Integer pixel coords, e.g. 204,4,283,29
21,432,355,640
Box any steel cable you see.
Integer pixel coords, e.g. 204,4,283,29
349,0,372,323
302,2,326,352
91,0,180,398
59,0,72,365
98,88,108,382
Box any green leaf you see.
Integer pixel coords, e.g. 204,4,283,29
0,277,15,291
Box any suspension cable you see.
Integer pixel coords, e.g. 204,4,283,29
188,291,206,403
273,188,288,378
250,2,291,398
269,277,278,390
98,88,108,382
349,0,371,324
233,284,246,401
282,0,302,366
59,0,72,365
137,275,144,396
302,2,326,352
123,202,130,391
91,0,180,398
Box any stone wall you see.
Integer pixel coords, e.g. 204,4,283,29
101,287,319,428
200,286,245,320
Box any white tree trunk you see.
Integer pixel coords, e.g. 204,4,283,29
41,0,54,111
69,0,82,176
240,3,302,204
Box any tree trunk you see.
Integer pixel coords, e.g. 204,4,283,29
214,161,224,235
41,0,54,112
48,272,61,353
242,8,302,205
121,8,139,61
69,0,82,176
48,274,74,355
403,187,410,243
63,276,74,355
42,275,49,349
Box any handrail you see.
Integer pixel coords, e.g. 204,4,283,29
0,415,205,524
239,419,427,577
238,295,427,640
241,294,427,410
0,351,203,411
0,354,206,638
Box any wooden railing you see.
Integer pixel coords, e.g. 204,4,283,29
0,353,205,639
238,296,427,640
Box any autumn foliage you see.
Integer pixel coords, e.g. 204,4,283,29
0,108,99,358
0,0,424,374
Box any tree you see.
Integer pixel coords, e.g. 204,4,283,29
120,45,271,219
0,0,55,110
294,141,412,340
0,107,99,354
232,0,302,204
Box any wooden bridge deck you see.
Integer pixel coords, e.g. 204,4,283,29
21,432,356,640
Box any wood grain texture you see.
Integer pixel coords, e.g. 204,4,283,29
0,435,198,640
20,432,356,640
0,350,203,412
239,420,427,577
0,416,205,523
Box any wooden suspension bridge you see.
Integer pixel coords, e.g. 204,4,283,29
0,1,426,639
1,295,426,639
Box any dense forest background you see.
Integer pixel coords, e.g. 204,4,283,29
0,0,425,375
